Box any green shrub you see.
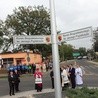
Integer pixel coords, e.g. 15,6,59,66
65,87,98,98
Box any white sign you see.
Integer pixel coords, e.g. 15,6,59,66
13,35,51,44
58,27,92,42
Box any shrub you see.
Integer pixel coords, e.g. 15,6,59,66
64,87,98,98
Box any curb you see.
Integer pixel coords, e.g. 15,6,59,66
87,61,98,65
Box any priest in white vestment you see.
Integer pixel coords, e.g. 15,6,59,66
75,65,83,86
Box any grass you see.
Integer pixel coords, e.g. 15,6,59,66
94,59,98,62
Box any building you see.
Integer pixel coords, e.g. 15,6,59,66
0,51,42,68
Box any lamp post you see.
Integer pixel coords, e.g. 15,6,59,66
49,0,62,98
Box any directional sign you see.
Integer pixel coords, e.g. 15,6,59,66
73,52,80,57
13,35,51,44
13,27,92,44
58,27,92,42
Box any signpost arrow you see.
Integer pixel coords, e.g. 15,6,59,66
13,35,51,44
58,26,92,42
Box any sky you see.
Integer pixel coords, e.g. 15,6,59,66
0,0,98,49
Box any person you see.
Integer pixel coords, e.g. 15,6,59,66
61,66,70,90
8,71,15,96
32,63,36,74
50,67,54,89
14,70,20,92
34,68,43,92
75,65,83,86
69,64,76,89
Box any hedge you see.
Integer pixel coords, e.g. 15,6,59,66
64,87,98,98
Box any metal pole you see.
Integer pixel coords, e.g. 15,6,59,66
49,0,62,98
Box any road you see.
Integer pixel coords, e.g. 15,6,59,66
0,59,98,97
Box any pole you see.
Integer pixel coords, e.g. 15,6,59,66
49,0,62,98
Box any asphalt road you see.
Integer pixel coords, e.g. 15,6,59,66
0,59,98,97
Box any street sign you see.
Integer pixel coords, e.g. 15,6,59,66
58,27,92,42
73,52,80,57
13,35,51,44
13,27,92,45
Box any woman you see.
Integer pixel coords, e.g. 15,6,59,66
75,65,83,86
8,71,15,96
34,68,43,92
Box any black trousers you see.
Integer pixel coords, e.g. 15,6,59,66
35,84,42,92
9,83,15,95
15,82,19,91
51,78,54,89
70,77,76,89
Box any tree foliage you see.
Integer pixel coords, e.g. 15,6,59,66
59,43,73,61
2,6,52,56
78,47,87,56
0,20,4,47
5,6,50,35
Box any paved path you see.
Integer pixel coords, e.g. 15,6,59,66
0,88,55,98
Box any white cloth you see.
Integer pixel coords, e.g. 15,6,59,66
75,67,83,85
35,74,42,84
61,69,69,87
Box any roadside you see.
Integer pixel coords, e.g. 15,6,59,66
0,60,74,78
0,88,55,98
87,60,98,65
1,87,98,98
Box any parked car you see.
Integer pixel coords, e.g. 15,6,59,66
82,56,87,59
77,56,82,59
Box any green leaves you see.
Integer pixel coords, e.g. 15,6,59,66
5,6,50,36
59,43,73,61
65,87,98,98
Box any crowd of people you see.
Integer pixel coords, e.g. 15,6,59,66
7,63,37,75
7,61,52,96
50,63,84,90
7,61,84,96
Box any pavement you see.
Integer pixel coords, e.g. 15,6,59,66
0,88,55,98
1,87,98,98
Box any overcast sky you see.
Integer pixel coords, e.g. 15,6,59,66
0,0,98,49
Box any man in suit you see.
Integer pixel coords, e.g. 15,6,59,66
69,64,76,89
50,67,54,89
14,70,20,92
8,71,15,96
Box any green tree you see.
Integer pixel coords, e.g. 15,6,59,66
94,29,98,52
0,20,4,48
3,6,51,57
59,43,73,61
78,47,87,56
5,6,50,35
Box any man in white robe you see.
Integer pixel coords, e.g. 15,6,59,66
61,66,70,90
75,65,83,86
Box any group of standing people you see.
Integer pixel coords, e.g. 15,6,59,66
7,61,83,96
50,63,83,90
8,70,20,96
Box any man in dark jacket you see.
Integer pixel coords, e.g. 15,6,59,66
69,64,76,89
8,71,15,96
14,70,20,92
50,67,54,89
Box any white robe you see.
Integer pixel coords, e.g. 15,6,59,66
75,67,83,85
61,69,69,87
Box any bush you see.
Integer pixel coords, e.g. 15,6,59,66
65,87,98,98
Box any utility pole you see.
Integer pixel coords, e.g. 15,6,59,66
49,0,62,98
